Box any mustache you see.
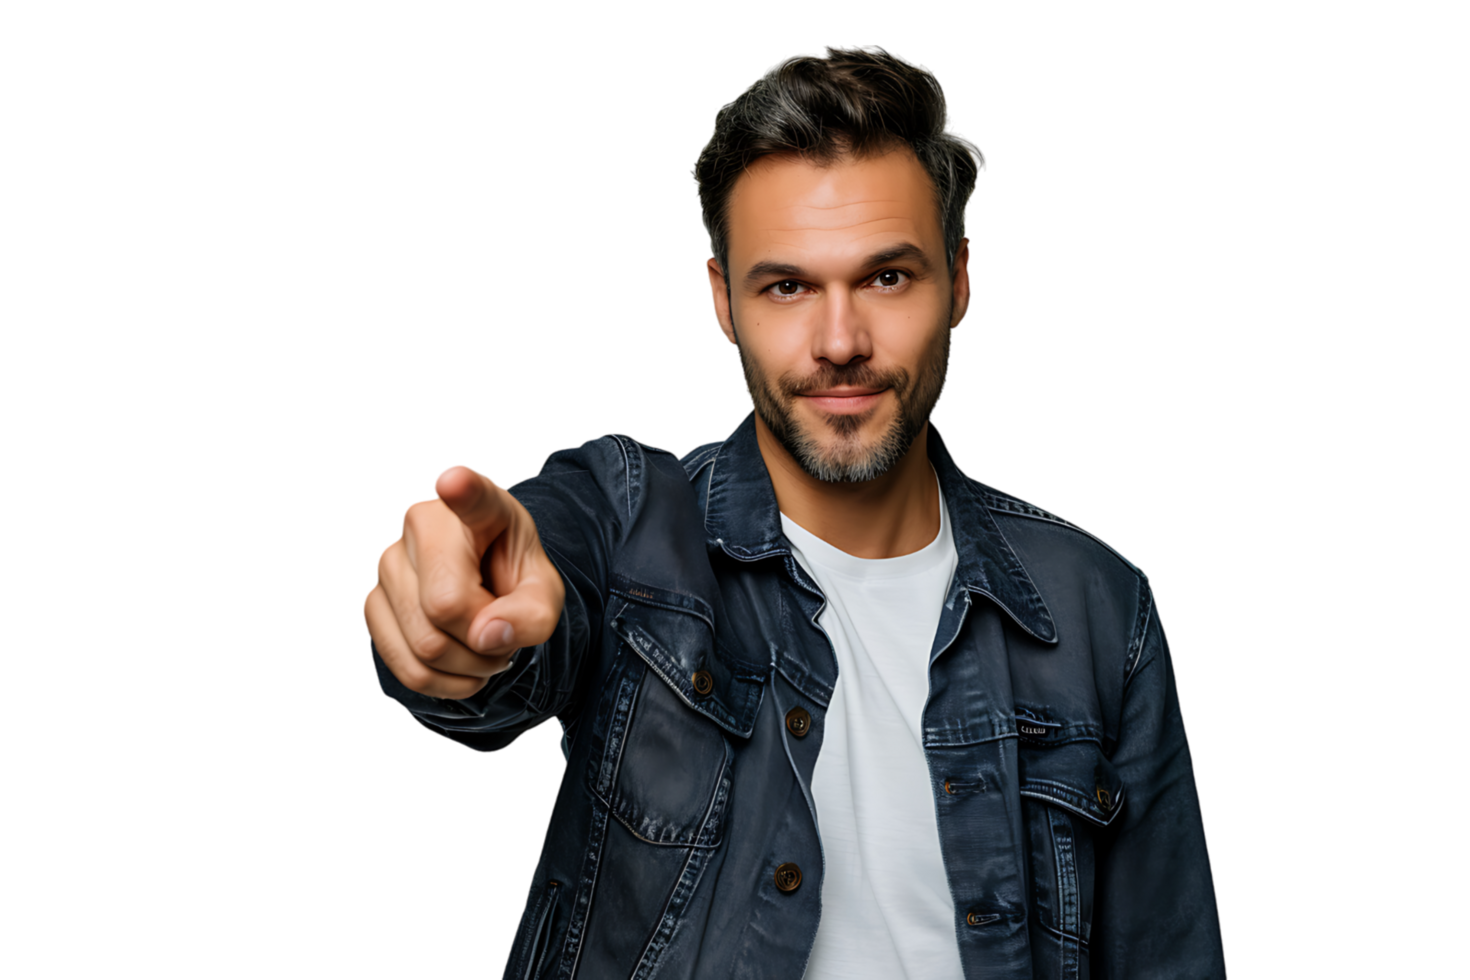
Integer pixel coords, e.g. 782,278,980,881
777,361,910,398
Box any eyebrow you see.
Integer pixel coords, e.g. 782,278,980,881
742,242,936,289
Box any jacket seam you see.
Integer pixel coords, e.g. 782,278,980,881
629,727,732,977
611,586,716,631
559,803,608,980
1124,581,1155,686
561,663,642,978
1018,783,1122,828
610,434,636,522
979,484,1145,581
1036,918,1091,950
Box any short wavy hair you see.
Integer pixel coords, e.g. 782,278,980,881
695,47,982,276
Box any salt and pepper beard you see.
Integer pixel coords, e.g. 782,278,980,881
736,311,952,484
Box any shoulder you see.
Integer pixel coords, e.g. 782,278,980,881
971,478,1152,661
974,479,1144,582
518,434,690,524
970,480,1163,721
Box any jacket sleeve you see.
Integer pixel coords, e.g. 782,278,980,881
1092,583,1226,978
372,436,633,751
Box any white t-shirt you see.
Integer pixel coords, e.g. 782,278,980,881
781,488,964,980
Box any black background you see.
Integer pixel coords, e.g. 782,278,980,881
336,40,1252,975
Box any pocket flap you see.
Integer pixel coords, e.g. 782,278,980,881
1017,741,1126,827
609,581,767,738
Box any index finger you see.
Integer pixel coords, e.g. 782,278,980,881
436,466,513,549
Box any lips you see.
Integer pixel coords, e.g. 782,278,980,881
797,387,887,415
805,384,882,396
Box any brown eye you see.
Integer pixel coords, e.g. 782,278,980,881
875,270,903,287
775,280,802,295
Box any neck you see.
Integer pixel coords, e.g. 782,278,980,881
755,417,941,560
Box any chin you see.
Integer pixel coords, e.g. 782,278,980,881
790,414,912,484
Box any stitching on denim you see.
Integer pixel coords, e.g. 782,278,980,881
1020,782,1124,828
1049,808,1081,979
1016,729,1104,749
680,443,719,480
594,663,733,850
1124,583,1154,685
629,847,700,979
965,585,1055,643
1034,916,1093,952
630,748,730,978
621,627,752,735
555,800,609,980
605,808,724,850
922,728,1015,748
593,662,642,801
978,482,1145,582
610,585,716,630
604,434,634,523
517,880,561,980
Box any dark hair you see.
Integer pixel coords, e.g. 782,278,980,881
695,47,981,276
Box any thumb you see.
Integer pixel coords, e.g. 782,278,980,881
466,565,565,655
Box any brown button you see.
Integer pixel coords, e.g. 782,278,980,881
691,670,714,696
966,911,999,927
785,706,811,738
1096,786,1113,812
944,780,956,795
774,862,802,893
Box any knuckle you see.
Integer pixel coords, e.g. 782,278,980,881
419,584,466,625
409,628,449,663
404,499,431,522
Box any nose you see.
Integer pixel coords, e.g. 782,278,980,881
811,287,872,366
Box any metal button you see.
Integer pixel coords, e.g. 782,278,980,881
785,706,811,738
774,862,802,893
966,911,999,927
944,780,956,795
691,670,713,696
1096,786,1113,812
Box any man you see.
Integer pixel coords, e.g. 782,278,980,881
366,48,1224,979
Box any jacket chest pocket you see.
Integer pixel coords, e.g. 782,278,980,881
571,597,745,979
593,654,733,848
1018,739,1125,977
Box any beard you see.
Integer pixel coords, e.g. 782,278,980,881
737,319,951,484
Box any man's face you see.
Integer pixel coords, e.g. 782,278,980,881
708,147,970,483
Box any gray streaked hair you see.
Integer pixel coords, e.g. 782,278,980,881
695,47,982,275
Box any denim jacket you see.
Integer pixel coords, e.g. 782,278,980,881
375,415,1225,979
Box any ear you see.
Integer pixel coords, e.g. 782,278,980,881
948,238,971,329
707,258,738,344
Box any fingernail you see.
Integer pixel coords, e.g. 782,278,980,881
477,619,514,651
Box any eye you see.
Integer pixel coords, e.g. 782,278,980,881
770,268,905,302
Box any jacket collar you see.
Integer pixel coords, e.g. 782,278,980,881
702,414,1058,644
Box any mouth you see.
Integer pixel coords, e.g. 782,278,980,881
796,386,888,415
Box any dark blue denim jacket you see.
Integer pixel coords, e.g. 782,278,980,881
375,415,1225,979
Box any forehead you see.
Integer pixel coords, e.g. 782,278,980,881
724,148,943,267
